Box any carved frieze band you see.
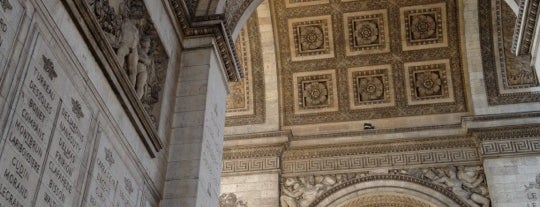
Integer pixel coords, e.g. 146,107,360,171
472,125,540,157
282,148,479,175
480,137,540,157
222,157,280,174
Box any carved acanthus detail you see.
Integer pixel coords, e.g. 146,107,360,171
42,55,58,80
219,193,248,207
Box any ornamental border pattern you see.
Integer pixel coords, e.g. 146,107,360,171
222,157,280,174
281,148,479,175
480,137,540,157
226,12,266,126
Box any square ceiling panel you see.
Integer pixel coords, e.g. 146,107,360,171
343,9,390,56
288,15,335,61
400,3,448,51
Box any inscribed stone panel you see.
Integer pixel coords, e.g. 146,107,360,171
82,129,142,207
0,29,94,207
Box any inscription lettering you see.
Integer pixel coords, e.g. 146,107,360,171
14,120,43,157
29,80,52,114
3,169,27,199
28,98,45,122
10,158,28,181
36,72,56,101
8,135,40,174
61,108,83,142
43,193,59,207
0,183,23,207
47,179,65,203
54,151,72,177
47,161,72,194
21,109,45,141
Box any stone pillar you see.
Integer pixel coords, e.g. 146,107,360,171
162,42,228,207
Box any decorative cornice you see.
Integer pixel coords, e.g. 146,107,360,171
292,124,463,140
284,136,475,160
223,145,284,160
169,0,242,81
470,124,540,141
224,130,292,141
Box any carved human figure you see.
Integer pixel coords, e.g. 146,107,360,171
433,166,490,207
116,1,144,83
135,37,153,99
281,176,324,207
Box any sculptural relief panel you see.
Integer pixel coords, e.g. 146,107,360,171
400,3,448,51
86,0,168,123
348,65,394,109
279,166,490,207
288,16,334,61
293,70,338,114
404,59,454,105
343,9,390,56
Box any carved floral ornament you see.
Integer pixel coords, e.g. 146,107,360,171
219,193,248,207
280,165,490,207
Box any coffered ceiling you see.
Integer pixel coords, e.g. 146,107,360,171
225,0,470,129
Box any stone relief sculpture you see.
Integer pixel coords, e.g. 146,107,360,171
87,0,168,126
219,193,248,207
280,173,368,207
420,166,490,207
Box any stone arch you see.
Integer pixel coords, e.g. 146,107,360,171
312,174,468,207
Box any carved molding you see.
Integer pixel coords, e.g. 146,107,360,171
511,0,539,55
479,0,540,105
225,12,265,126
168,0,243,81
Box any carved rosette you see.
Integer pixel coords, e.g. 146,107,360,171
292,70,338,114
288,16,334,61
348,65,394,109
404,59,454,105
400,3,448,51
343,9,390,56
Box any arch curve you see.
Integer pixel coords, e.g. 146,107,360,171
311,174,469,207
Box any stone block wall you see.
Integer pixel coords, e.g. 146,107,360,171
220,173,279,207
484,156,540,207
